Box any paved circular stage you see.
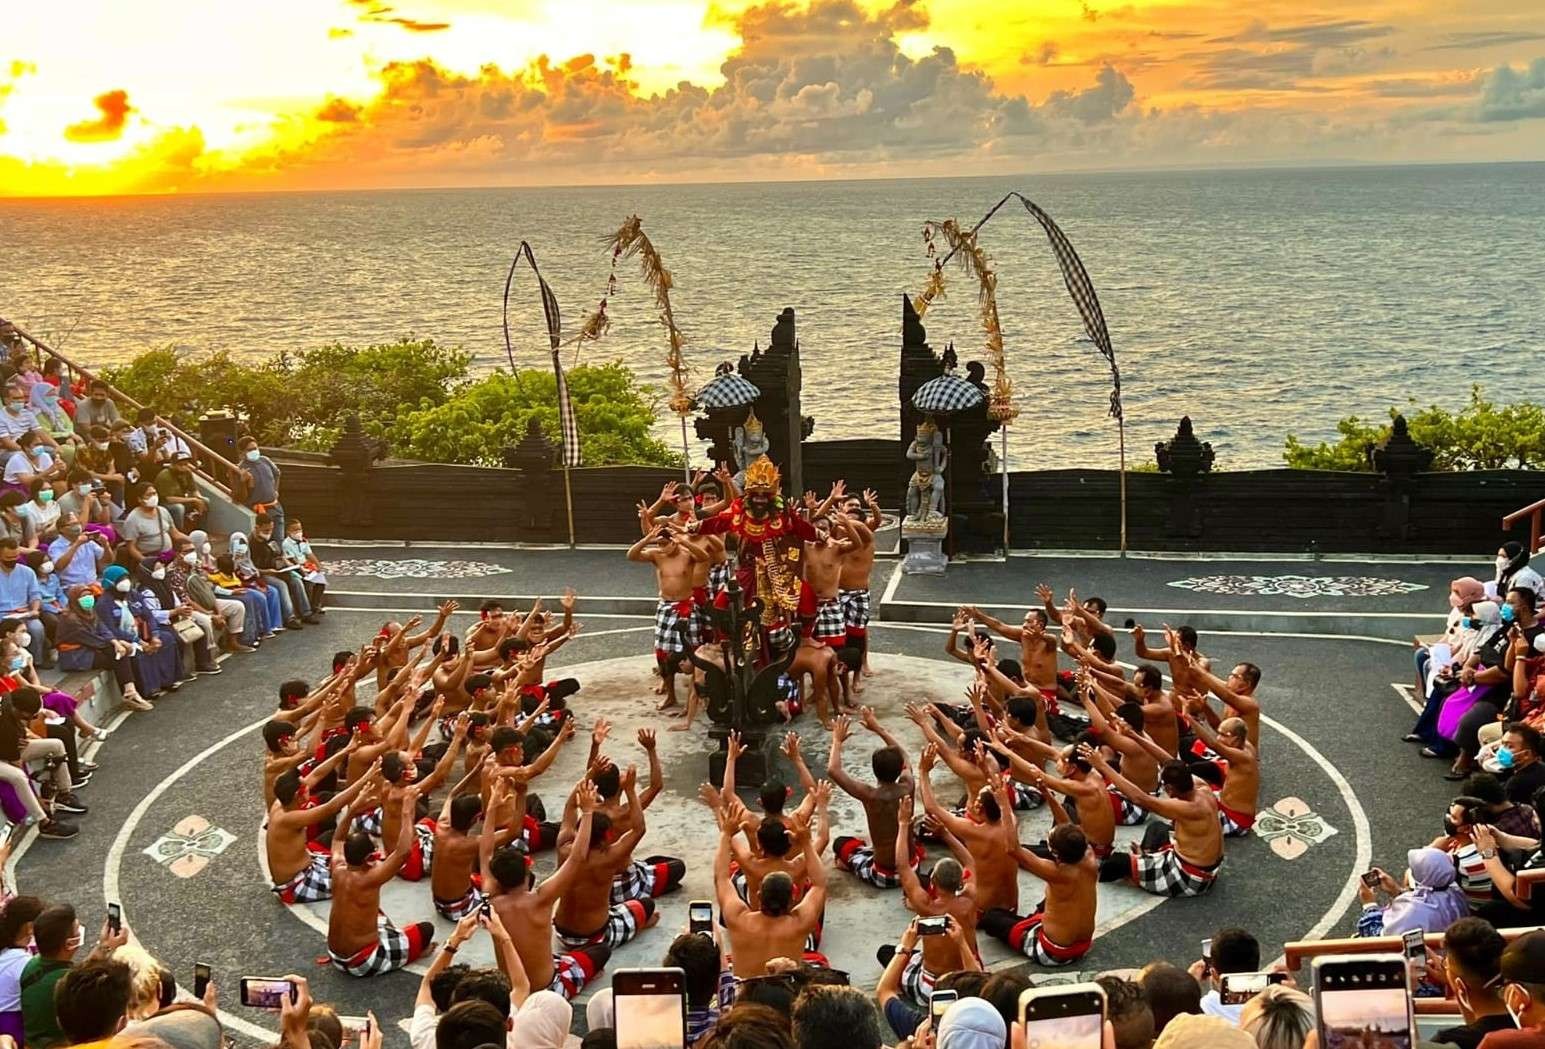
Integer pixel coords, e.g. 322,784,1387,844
14,597,1455,1044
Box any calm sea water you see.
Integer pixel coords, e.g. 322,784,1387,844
3,163,1542,468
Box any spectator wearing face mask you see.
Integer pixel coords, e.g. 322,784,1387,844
98,564,184,697
23,479,60,545
56,468,117,540
0,385,39,457
3,429,64,496
75,425,129,506
29,383,78,464
0,538,46,665
235,435,285,534
56,584,152,711
1487,929,1545,1046
169,537,253,654
153,454,207,532
1498,543,1545,610
0,492,37,551
21,905,129,1048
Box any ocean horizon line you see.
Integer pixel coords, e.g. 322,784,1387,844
3,157,1542,204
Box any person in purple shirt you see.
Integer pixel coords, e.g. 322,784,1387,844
0,538,43,666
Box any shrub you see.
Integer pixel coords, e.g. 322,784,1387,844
1283,386,1545,471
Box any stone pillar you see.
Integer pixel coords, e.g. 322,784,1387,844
737,308,811,496
327,414,378,529
899,296,943,501
502,418,563,541
1370,414,1433,540
1155,416,1215,538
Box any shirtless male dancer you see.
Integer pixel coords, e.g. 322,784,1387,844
827,710,916,887
1087,747,1225,898
980,823,1099,967
484,777,611,1000
834,494,881,684
554,767,661,952
1183,710,1260,838
917,746,1021,914
267,757,378,904
713,795,829,977
890,794,980,1006
628,520,707,713
429,761,525,920
328,787,436,976
802,517,851,650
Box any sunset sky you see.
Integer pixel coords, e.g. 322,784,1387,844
2,0,1542,196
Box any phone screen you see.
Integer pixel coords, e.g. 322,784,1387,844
1020,985,1105,1049
240,977,296,1010
931,990,958,1024
193,963,211,999
1402,929,1427,974
1361,870,1382,888
918,916,949,936
1315,956,1413,1049
107,902,122,934
615,969,687,1049
689,901,713,936
1220,972,1271,1006
1201,938,1212,961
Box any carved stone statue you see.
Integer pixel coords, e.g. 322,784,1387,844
905,419,948,524
731,409,772,488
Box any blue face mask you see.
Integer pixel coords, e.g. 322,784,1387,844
6,655,22,671
1501,604,1518,625
1498,746,1517,769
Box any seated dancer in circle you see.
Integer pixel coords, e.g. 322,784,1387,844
554,767,661,952
916,747,1022,916
1090,748,1225,898
980,823,1100,967
882,794,981,1005
484,778,612,1000
266,750,378,905
327,787,436,977
826,711,918,889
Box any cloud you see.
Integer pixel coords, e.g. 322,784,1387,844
63,89,134,142
346,0,449,33
1365,72,1482,98
1045,64,1134,121
1184,19,1398,91
1425,31,1545,52
316,97,362,122
1021,41,1059,66
1475,57,1545,121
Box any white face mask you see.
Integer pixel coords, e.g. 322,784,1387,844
91,441,108,451
181,552,198,565
114,579,131,593
39,562,53,575
201,542,211,554
142,494,159,509
74,484,90,497
1499,555,1512,573
151,567,165,580
245,449,261,462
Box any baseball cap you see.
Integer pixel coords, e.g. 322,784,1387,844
1153,1013,1255,1049
937,998,1005,1049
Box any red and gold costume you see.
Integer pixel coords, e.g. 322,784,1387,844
694,455,816,628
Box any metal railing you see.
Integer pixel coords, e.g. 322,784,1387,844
1504,497,1545,556
0,319,242,498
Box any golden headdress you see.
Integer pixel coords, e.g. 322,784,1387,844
743,455,780,494
918,418,938,435
742,409,764,435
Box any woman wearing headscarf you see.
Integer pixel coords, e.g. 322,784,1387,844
509,990,578,1049
1410,599,1499,756
1499,541,1545,608
98,563,182,697
27,382,78,464
135,554,219,678
1356,846,1471,937
190,529,270,641
230,530,296,631
55,584,150,710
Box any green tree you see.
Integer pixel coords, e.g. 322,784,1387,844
1284,386,1545,471
389,363,681,467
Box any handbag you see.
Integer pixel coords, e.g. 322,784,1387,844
173,617,204,644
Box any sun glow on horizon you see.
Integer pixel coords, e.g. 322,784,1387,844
1,0,1541,197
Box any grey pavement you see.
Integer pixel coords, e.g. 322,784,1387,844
14,583,1457,1045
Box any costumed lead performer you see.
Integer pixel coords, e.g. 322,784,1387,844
690,455,817,654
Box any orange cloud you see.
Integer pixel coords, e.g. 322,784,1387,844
63,89,133,142
316,97,362,122
386,17,450,32
346,0,450,33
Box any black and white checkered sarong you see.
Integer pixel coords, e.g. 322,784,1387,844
812,597,845,641
272,850,332,904
654,599,696,655
556,899,651,950
1132,847,1221,898
839,588,871,630
328,915,423,977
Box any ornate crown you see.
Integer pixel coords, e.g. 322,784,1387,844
742,409,763,435
743,455,780,493
918,418,938,435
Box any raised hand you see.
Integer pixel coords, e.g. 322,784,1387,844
725,730,744,762
919,742,938,773
863,488,879,507
1035,583,1054,604
438,599,459,617
562,587,576,611
831,716,851,743
576,780,601,813
859,706,881,733
811,779,833,809
638,728,657,752
781,732,802,761
898,792,915,823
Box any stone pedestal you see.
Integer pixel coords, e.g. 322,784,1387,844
901,517,949,575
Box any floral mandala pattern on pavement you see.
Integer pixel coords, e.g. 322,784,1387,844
328,558,514,580
1253,797,1338,860
142,815,236,878
1167,574,1428,599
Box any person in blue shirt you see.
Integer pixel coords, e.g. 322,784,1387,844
47,512,110,596
55,586,150,711
25,549,65,616
0,538,44,666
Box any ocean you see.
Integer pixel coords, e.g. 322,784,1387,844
3,163,1542,469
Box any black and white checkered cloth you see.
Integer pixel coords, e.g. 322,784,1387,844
1132,846,1221,897
911,374,985,414
503,240,583,466
1016,196,1123,421
695,373,761,409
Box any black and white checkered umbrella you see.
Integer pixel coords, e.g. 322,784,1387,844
912,375,985,414
694,373,761,409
